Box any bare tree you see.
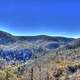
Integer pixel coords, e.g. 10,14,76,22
30,67,34,80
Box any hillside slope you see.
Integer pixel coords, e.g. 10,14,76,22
0,31,80,80
0,31,75,62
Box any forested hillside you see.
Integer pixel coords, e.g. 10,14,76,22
0,31,80,80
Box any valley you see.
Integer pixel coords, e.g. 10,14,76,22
0,31,80,80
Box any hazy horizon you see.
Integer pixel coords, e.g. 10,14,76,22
0,30,79,39
0,0,80,38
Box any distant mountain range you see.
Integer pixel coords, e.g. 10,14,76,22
0,30,80,62
1,31,80,80
0,30,74,46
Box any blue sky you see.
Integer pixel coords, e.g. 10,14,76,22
0,0,80,38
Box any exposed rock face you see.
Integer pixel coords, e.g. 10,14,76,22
0,49,32,61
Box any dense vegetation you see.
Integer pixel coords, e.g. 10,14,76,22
0,31,80,80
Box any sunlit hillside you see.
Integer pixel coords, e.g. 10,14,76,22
0,31,80,80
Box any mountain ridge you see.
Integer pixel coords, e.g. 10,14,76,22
0,30,80,62
0,30,75,43
0,31,80,80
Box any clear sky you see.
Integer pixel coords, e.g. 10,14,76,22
0,0,80,38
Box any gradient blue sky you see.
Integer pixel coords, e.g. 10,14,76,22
0,0,80,37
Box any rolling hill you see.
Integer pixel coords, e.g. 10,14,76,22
0,31,75,62
0,31,80,80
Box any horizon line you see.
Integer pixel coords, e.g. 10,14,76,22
0,30,79,39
